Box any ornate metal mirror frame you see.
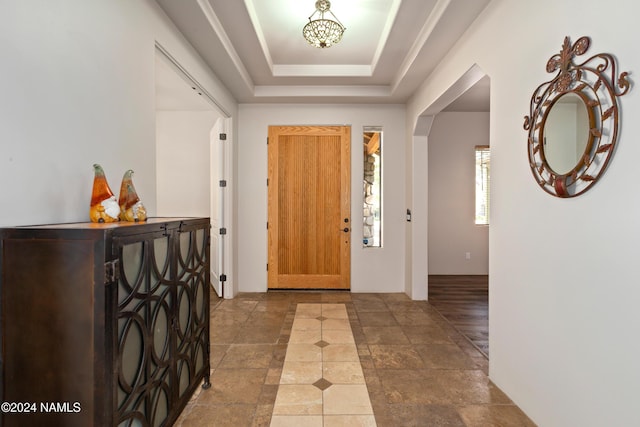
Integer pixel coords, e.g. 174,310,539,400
524,36,630,197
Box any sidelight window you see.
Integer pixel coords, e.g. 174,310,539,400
475,145,490,225
363,127,382,247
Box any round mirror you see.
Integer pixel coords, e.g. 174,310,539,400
542,93,590,175
524,36,630,198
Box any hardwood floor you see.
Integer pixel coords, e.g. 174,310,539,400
428,275,489,357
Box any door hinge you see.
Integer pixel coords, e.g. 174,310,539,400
266,178,269,186
219,179,227,187
266,137,269,145
219,227,227,235
219,133,227,140
266,222,269,229
220,274,227,282
105,259,119,283
266,263,268,271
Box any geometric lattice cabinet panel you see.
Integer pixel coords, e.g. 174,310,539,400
0,218,210,427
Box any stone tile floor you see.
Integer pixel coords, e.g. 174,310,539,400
175,291,536,427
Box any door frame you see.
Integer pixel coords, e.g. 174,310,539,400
155,43,235,298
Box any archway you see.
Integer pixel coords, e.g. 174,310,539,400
410,65,491,356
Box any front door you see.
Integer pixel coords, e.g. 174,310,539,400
267,125,351,289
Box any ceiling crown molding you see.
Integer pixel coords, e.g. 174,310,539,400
197,0,255,92
370,0,402,73
392,0,451,92
243,0,274,73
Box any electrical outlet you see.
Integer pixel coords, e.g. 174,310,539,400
465,252,471,260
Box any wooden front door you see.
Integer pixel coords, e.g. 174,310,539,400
268,125,351,289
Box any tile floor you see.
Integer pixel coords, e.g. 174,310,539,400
175,291,536,427
271,303,375,426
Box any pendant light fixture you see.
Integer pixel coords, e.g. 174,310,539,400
303,0,345,48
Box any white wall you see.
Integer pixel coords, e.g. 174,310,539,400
407,128,430,300
428,112,489,274
237,104,406,293
407,1,640,425
0,0,236,227
156,111,218,217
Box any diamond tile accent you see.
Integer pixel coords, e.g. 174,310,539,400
314,340,330,348
313,378,333,391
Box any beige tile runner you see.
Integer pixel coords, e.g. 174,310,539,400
270,303,377,427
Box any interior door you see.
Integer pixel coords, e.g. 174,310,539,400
268,125,351,289
210,119,225,297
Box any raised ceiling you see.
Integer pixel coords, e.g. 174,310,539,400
155,0,491,107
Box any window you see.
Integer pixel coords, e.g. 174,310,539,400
363,127,382,247
475,145,490,225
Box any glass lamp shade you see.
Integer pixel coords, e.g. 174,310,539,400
303,19,345,48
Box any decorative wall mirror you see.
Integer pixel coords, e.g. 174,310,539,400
524,36,630,197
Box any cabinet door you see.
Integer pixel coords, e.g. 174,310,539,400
175,225,210,401
115,232,173,427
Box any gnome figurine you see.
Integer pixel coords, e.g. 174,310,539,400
118,169,147,222
89,164,120,223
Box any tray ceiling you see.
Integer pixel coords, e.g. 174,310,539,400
154,0,491,106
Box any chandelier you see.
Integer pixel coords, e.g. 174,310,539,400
302,0,345,48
